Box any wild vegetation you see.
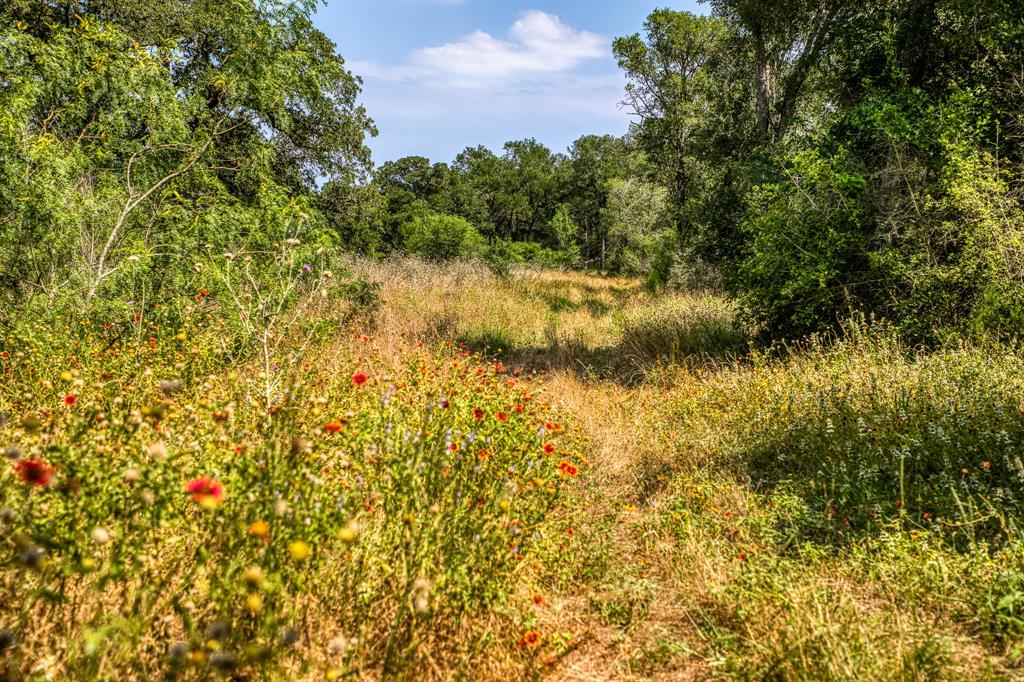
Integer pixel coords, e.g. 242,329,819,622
3,0,1024,680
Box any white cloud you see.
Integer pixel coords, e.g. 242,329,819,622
347,11,626,162
350,11,608,87
410,10,606,79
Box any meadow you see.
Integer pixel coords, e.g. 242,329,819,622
3,257,1024,680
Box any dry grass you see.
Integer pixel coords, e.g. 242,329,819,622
338,259,1023,680
6,257,1022,680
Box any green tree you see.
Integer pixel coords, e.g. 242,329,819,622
0,1,374,306
401,214,484,262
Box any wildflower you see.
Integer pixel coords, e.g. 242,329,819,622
246,594,263,614
473,408,485,421
288,540,310,561
532,594,544,606
302,263,312,272
324,421,343,434
412,578,431,613
351,372,369,388
328,635,350,656
146,441,168,459
558,461,578,476
519,630,541,649
495,412,509,423
185,477,225,510
63,394,77,407
338,522,358,544
514,403,524,414
248,520,270,538
242,566,265,587
15,459,53,487
983,460,991,470
543,443,556,455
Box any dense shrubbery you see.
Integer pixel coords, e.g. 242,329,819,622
401,214,484,262
615,0,1024,343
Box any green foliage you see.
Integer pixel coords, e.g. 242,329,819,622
602,178,673,276
0,1,374,308
616,1,1024,342
738,148,870,337
401,214,484,262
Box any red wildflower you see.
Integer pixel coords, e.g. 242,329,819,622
64,394,77,407
558,460,578,476
519,630,541,649
543,443,556,455
185,477,225,509
351,372,368,387
532,594,544,606
324,422,343,434
15,459,54,487
514,404,524,414
473,408,485,421
495,412,509,423
982,460,991,470
494,361,505,373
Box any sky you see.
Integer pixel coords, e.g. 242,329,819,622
316,0,704,165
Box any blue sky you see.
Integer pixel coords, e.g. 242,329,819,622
316,0,704,164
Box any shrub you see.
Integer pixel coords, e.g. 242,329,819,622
401,213,484,261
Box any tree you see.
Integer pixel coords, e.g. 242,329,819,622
602,179,672,276
0,1,375,305
401,214,484,262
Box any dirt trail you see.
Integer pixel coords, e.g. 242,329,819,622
534,374,706,681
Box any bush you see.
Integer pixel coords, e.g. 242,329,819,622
401,213,484,261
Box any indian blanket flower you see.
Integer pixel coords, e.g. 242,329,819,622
324,421,343,434
15,459,54,487
495,412,509,423
543,443,556,455
351,372,368,387
558,460,578,476
519,630,541,649
473,408,485,421
186,477,225,509
63,394,77,407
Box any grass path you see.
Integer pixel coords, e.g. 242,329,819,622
354,258,1020,680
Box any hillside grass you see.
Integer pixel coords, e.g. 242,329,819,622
3,257,1024,679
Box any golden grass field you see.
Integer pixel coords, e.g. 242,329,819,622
3,257,1024,679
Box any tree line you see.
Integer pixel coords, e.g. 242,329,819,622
2,0,1023,343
